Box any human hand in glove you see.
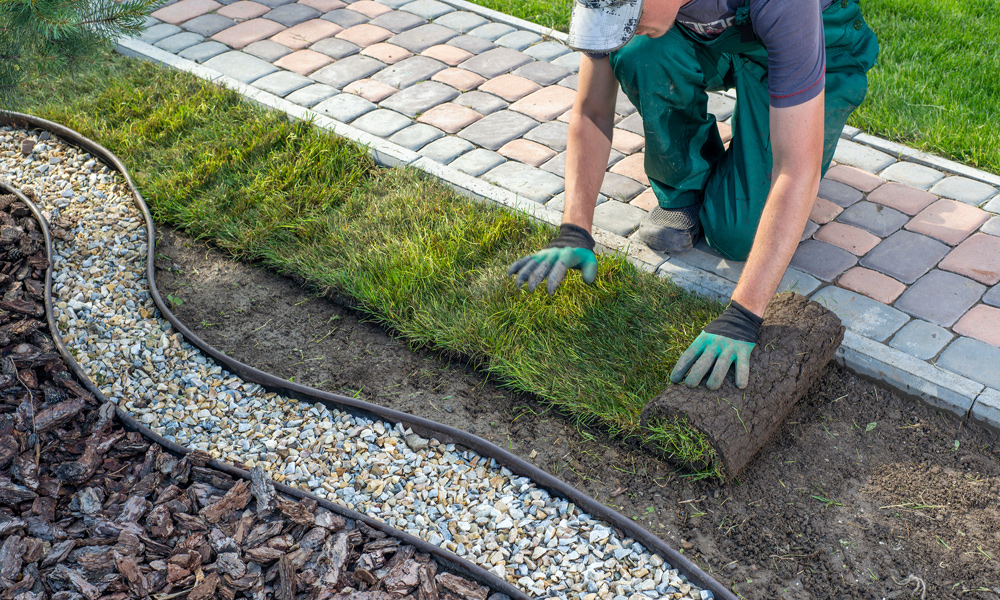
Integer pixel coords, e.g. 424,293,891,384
507,223,598,295
670,300,763,390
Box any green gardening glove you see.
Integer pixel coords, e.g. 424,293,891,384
670,301,763,390
507,223,598,295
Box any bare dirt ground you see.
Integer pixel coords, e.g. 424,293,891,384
154,228,1000,600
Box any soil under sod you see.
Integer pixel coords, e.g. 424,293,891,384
154,227,1000,600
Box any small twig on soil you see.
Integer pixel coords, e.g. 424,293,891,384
892,574,926,600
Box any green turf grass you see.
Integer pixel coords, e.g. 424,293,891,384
16,52,726,477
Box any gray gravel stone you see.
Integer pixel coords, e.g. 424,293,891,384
467,22,516,41
380,81,458,117
369,10,426,33
400,0,454,20
264,3,320,26
285,83,338,107
594,201,646,236
372,55,447,89
181,13,236,36
524,121,569,153
350,108,413,137
889,319,953,360
513,61,572,86
140,23,182,44
388,23,458,52
244,40,294,62
447,34,496,54
433,10,488,33
322,8,369,28
310,37,361,59
894,270,985,327
523,41,571,62
457,110,538,150
495,30,541,51
938,337,1000,389
420,136,474,163
453,91,508,115
930,176,999,206
253,70,314,97
483,161,564,202
178,40,230,62
809,286,909,342
203,51,278,84
860,230,948,284
836,201,908,237
312,55,386,88
387,123,445,150
450,148,505,176
155,32,205,53
313,93,377,122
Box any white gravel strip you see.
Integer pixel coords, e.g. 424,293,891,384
1,126,713,600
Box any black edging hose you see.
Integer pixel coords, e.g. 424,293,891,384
2,111,738,600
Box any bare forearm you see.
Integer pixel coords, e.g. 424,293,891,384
563,110,614,231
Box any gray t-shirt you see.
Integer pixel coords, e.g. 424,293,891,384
676,0,835,107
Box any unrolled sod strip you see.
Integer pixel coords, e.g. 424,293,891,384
0,127,715,600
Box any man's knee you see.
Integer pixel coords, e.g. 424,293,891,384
702,217,755,262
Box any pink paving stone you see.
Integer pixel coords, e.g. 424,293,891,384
417,103,483,134
217,0,269,21
421,45,474,67
867,182,937,216
431,68,486,92
630,189,658,212
271,19,343,49
953,304,1000,348
335,23,393,47
498,139,557,167
342,78,398,103
825,164,885,193
361,42,412,64
152,0,221,24
478,74,541,103
717,121,732,144
612,128,644,154
345,0,392,17
837,267,907,304
809,196,843,225
814,222,881,256
509,85,576,121
299,0,346,11
939,233,1000,285
273,49,334,75
905,198,990,246
212,18,285,49
609,153,648,186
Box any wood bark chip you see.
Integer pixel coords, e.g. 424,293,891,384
200,479,251,523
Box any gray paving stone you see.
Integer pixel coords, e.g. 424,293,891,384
818,179,863,207
433,10,487,33
311,55,385,88
256,0,294,7
388,23,458,52
400,0,453,20
244,40,294,62
450,148,505,176
545,192,609,213
155,32,205,53
985,285,1000,308
551,51,581,73
889,319,953,360
387,123,444,150
312,93,376,122
349,108,412,137
523,41,571,62
140,23,182,44
836,201,908,237
676,242,744,282
982,195,1000,214
894,270,985,327
789,240,857,281
600,173,645,202
606,149,625,167
459,47,533,78
310,37,360,59
379,81,458,117
706,93,734,120
540,152,566,177
264,3,319,26
483,161,564,203
801,220,819,241
973,388,1000,431
524,121,569,153
930,176,999,206
452,91,507,115
938,337,1000,390
253,70,313,96
617,112,643,136
420,136,474,164
369,10,426,33
468,22,516,41
322,8,368,28
285,83,338,107
495,30,542,51
447,34,496,54
594,201,646,236
143,15,161,27
615,90,637,117
809,286,909,342
378,0,413,8
372,55,446,89
880,162,945,191
457,110,537,151
860,230,948,284
181,14,236,36
178,41,229,63
833,138,896,173
203,51,278,84
558,73,579,91
778,267,822,296
981,216,1000,237
513,61,571,86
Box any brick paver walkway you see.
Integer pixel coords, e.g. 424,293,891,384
129,0,1000,428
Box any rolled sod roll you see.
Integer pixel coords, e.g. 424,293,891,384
640,293,844,479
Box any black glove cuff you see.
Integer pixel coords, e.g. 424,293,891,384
544,223,595,251
703,300,764,343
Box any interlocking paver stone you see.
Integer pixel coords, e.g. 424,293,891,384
937,337,1000,389
468,22,516,41
274,48,334,74
369,10,426,32
182,14,237,36
349,108,412,136
335,23,392,46
889,320,953,360
483,161,564,203
836,201,908,237
447,34,495,54
678,242,744,282
342,78,398,102
498,139,556,167
593,201,647,236
540,152,566,177
272,19,343,49
982,217,1000,237
203,50,277,83
600,173,645,202
218,0,270,20
155,32,205,53
779,267,822,296
825,164,884,193
929,176,999,206
809,197,842,224
817,179,863,207
524,121,569,153
558,73,579,90
311,54,385,88
178,40,229,62
379,81,457,117
211,18,285,48
832,138,896,173
867,182,937,216
322,8,368,28
905,198,990,246
973,389,1000,434
255,0,295,8
361,42,413,63
299,0,344,11
422,44,473,66
453,90,507,115
615,90,637,117
478,74,540,102
880,162,946,190
612,128,644,154
387,123,444,150
450,148,505,176
457,110,537,150
630,189,658,212
152,0,221,24
378,0,413,8
789,240,857,281
954,305,1000,348
284,82,337,106
609,153,648,186
801,220,819,241
837,267,906,304
617,112,643,136
810,286,909,342
938,233,1000,285
312,92,377,121
371,55,446,88
420,136,474,164
430,67,485,91
309,37,360,58
400,0,452,19
495,30,542,51
253,70,313,96
985,286,1000,308
523,41,571,62
387,23,458,52
513,61,572,86
243,39,293,60
140,23,183,44
895,270,985,327
509,85,575,121
551,51,581,73
264,3,319,26
814,222,880,256
860,230,948,284
346,0,392,17
459,47,532,78
432,10,487,33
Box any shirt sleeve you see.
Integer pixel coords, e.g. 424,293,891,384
751,0,826,108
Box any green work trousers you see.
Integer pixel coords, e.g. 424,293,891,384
609,0,879,260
